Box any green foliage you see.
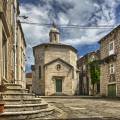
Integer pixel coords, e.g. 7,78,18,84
89,60,100,85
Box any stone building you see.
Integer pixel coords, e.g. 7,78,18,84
99,25,120,97
0,0,26,87
32,24,79,96
0,1,54,119
77,50,100,95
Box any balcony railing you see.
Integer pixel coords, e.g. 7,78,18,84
100,54,117,64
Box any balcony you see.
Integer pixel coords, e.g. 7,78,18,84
109,50,115,56
100,54,117,64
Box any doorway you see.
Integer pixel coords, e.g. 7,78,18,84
108,84,116,97
56,79,62,93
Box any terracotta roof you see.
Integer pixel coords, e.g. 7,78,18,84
26,73,32,78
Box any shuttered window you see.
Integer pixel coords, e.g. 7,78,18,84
109,64,115,74
109,41,114,55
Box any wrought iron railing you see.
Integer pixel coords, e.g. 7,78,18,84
100,54,117,64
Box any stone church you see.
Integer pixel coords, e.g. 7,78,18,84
32,23,79,96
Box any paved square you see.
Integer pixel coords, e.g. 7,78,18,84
43,97,120,119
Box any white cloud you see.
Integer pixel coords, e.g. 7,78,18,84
58,12,69,25
19,0,120,71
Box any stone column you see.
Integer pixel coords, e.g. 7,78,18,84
0,20,2,85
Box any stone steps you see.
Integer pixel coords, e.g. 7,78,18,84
0,83,54,119
4,84,22,89
4,83,29,94
2,93,35,99
4,102,48,112
0,107,54,120
4,88,29,94
4,98,42,105
23,98,42,104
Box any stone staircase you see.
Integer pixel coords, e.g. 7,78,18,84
0,84,54,120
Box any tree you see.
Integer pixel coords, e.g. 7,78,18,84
89,60,100,95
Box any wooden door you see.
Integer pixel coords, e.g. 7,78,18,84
108,84,116,97
56,79,62,93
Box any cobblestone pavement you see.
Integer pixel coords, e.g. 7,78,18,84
42,97,120,120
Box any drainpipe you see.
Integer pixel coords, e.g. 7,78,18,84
14,0,17,83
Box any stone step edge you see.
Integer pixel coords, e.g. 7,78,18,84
23,98,41,101
4,98,42,101
41,96,101,99
5,88,29,91
4,83,22,86
0,107,54,116
5,103,48,108
2,93,35,95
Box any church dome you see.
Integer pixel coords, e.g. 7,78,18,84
49,27,59,33
49,22,60,43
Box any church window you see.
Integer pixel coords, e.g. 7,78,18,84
109,64,115,74
109,41,114,55
39,66,41,79
56,64,61,71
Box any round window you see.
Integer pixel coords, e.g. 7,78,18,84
56,64,61,71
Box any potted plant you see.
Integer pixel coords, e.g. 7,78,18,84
0,84,7,113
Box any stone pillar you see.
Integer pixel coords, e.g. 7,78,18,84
0,20,2,85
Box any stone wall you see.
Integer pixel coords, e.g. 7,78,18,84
100,27,120,97
45,61,73,95
44,46,70,64
34,47,45,95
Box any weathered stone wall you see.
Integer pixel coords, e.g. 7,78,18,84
115,29,120,96
34,47,45,95
100,27,120,97
44,46,70,64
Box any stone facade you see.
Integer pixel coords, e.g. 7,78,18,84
32,24,79,96
0,0,26,87
16,21,26,88
99,26,120,97
77,50,100,95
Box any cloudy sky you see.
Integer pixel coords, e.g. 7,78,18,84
19,0,120,72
